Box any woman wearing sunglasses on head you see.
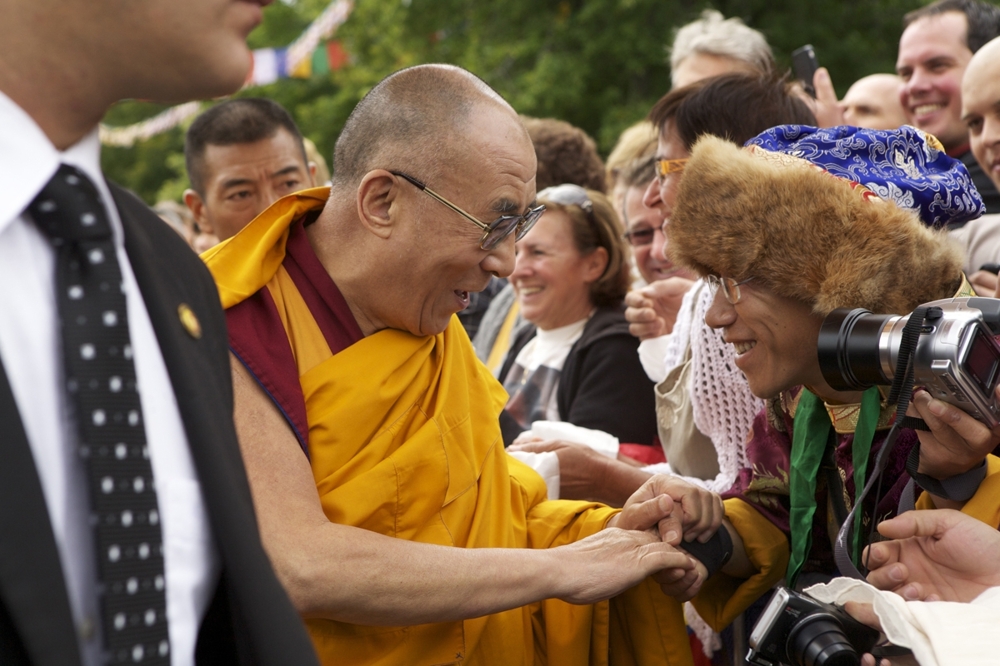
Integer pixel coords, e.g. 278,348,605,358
497,185,659,458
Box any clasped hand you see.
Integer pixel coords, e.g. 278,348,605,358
606,475,724,600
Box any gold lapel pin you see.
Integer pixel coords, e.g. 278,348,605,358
178,303,202,339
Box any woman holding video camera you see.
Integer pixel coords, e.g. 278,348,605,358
657,124,1000,636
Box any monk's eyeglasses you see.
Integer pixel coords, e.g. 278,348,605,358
390,170,545,251
705,275,754,305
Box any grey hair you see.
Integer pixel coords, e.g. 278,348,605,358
668,10,774,86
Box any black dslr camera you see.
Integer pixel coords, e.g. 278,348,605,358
747,587,880,666
818,297,1000,427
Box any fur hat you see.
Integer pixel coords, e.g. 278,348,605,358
668,132,966,316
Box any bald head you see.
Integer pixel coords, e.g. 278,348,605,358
840,74,907,130
332,64,521,191
962,36,1000,189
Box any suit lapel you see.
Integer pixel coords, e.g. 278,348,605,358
110,185,321,666
108,185,237,489
0,358,82,666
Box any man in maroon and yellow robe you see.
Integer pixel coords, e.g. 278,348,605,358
203,64,704,666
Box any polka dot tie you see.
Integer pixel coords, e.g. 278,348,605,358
29,165,170,665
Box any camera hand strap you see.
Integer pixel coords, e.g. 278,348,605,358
833,306,934,579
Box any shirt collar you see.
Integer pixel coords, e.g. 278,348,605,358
0,88,120,242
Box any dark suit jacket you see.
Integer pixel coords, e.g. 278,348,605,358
0,184,319,665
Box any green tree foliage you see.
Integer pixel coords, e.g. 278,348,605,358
102,0,928,204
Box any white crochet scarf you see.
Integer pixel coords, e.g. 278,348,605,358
649,280,763,493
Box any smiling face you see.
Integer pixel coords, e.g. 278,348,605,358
704,281,826,400
186,128,313,241
386,105,538,336
962,39,1000,191
897,12,974,150
511,209,606,331
624,184,692,284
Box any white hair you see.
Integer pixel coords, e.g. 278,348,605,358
669,10,774,85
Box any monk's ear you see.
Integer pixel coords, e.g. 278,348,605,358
356,170,398,240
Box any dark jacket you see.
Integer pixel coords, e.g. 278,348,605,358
498,305,657,446
0,184,319,666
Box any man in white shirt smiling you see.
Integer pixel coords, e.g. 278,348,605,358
0,1,318,665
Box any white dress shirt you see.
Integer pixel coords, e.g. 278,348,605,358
0,90,219,665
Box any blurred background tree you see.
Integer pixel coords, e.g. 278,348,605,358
102,0,927,204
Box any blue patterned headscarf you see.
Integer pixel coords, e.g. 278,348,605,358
746,125,984,228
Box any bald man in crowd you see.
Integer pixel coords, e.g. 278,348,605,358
953,36,1000,294
839,74,908,130
183,98,316,244
202,64,712,665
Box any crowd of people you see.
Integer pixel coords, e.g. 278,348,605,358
6,0,1000,665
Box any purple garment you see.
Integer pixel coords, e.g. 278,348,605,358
721,388,917,577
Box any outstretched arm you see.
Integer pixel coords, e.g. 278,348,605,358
231,354,693,625
508,438,653,507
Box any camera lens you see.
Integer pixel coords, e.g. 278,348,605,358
787,613,860,666
818,308,895,391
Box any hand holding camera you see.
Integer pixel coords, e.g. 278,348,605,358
819,297,1000,497
907,387,1000,484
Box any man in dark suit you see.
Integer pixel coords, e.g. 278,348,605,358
0,0,319,664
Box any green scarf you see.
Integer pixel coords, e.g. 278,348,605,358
786,386,881,587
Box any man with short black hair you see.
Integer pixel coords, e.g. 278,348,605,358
184,98,316,242
897,0,1000,216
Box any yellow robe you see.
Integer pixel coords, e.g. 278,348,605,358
203,189,693,666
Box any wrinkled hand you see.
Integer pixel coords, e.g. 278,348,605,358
654,550,709,601
864,509,1000,603
509,438,612,501
624,277,695,340
609,485,681,540
552,527,695,605
907,389,1000,484
968,269,999,297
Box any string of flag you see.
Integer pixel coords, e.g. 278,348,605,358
250,0,353,84
100,0,353,147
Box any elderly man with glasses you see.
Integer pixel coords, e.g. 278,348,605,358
201,64,717,666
